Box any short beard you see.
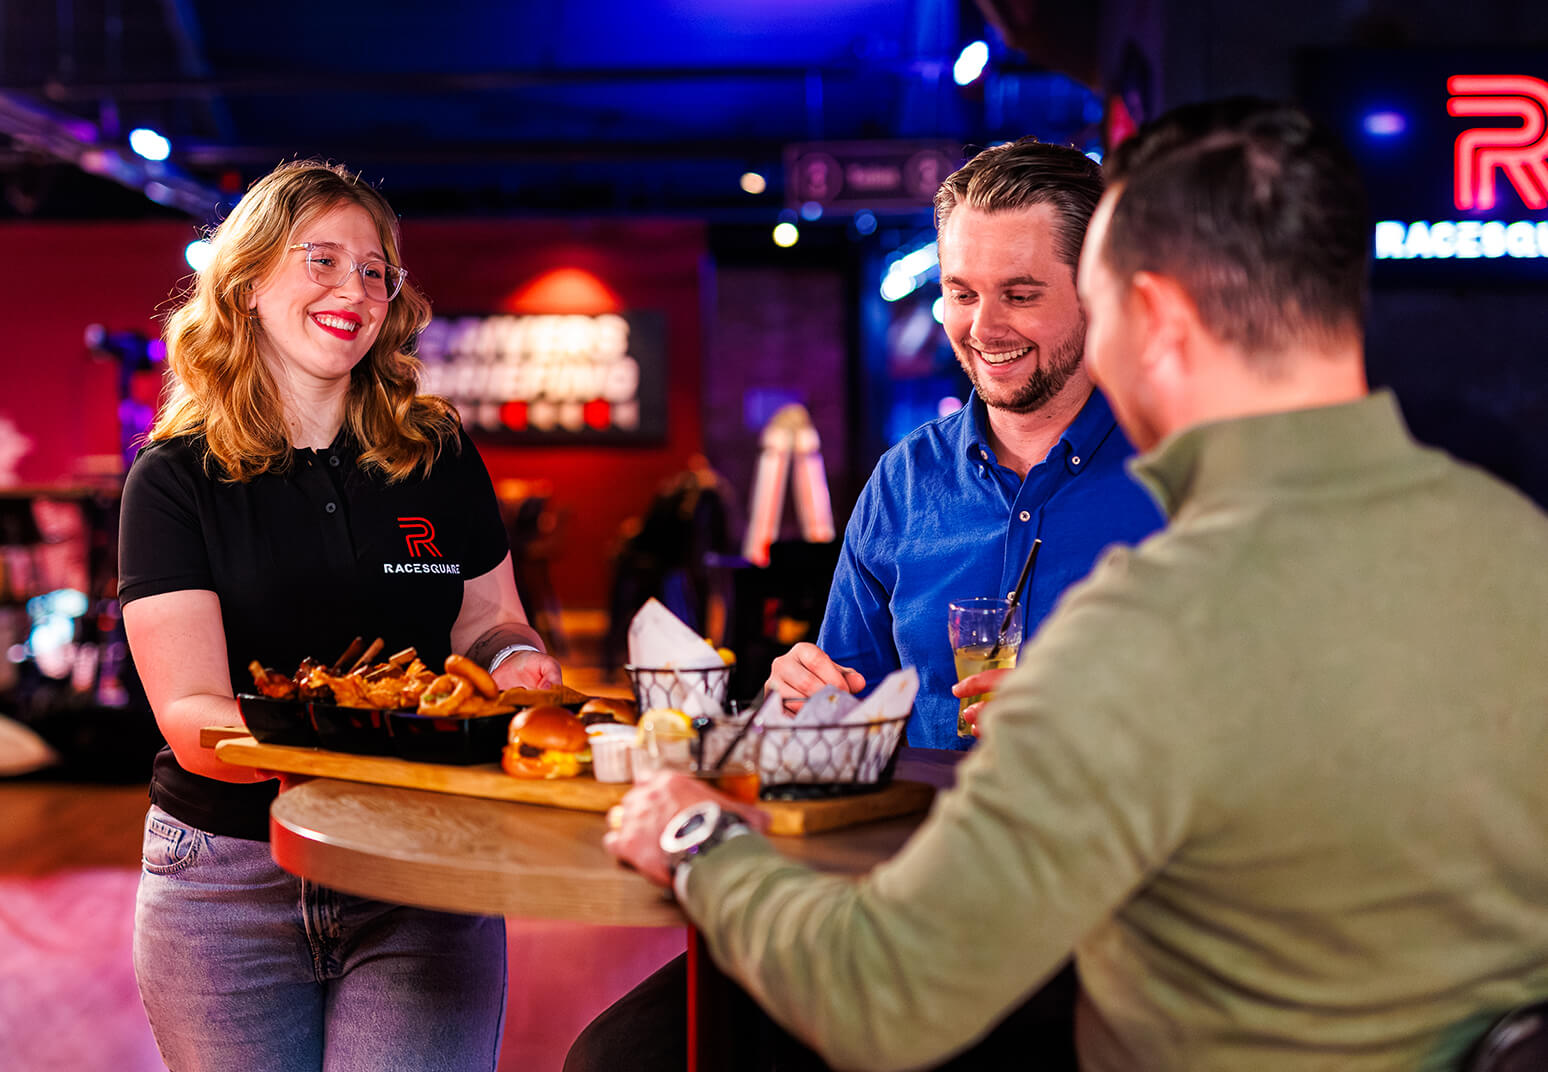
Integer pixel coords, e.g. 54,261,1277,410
955,315,1086,415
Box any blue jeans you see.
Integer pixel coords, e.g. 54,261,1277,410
134,805,507,1072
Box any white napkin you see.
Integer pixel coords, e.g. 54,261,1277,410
626,598,728,715
761,667,917,785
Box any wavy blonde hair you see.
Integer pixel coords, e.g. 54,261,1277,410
152,160,459,482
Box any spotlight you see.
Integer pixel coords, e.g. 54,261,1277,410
800,201,823,221
853,210,878,236
740,172,767,195
953,41,989,86
129,128,171,162
772,222,800,248
185,239,214,271
931,296,945,323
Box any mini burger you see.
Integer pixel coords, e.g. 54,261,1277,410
502,705,589,779
577,696,639,727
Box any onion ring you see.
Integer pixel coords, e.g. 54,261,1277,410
418,673,474,716
445,654,499,699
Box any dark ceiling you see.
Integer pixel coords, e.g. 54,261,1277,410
0,0,1102,223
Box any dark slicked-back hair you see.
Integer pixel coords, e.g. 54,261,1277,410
1102,98,1369,359
934,137,1105,270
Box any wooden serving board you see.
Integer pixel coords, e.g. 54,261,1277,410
209,733,934,837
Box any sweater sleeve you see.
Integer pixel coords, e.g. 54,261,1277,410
684,546,1199,1071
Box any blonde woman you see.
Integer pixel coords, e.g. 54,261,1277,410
119,160,560,1070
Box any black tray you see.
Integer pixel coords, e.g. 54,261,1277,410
237,694,318,748
387,709,513,766
308,703,395,756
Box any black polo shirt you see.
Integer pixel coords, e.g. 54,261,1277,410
119,427,509,839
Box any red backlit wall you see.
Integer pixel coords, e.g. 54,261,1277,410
0,217,708,609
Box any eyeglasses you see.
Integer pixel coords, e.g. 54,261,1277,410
287,242,407,302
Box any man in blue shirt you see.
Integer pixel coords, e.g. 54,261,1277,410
768,138,1163,750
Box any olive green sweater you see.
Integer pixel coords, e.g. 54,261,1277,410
683,392,1548,1071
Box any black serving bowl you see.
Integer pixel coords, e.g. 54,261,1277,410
307,703,396,756
387,709,513,766
237,693,319,748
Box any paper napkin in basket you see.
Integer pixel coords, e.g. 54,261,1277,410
762,667,917,784
626,598,727,716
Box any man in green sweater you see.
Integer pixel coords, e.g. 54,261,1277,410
605,97,1548,1071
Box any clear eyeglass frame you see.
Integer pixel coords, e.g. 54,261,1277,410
286,242,407,302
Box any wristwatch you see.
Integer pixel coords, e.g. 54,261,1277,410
660,800,752,895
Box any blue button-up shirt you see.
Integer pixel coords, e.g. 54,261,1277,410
817,389,1164,750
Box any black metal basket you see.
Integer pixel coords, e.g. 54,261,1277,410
625,664,732,713
701,713,910,800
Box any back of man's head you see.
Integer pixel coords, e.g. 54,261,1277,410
1102,98,1370,358
934,138,1104,271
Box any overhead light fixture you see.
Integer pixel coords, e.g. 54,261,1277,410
772,222,800,248
129,127,171,162
953,41,989,86
740,171,767,195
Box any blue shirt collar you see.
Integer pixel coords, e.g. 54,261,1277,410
959,387,1121,473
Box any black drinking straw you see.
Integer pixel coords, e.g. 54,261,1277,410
987,538,1041,661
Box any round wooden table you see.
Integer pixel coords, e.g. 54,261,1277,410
269,753,958,1070
269,752,958,922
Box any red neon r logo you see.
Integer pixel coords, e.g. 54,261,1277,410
398,517,442,558
1448,74,1548,211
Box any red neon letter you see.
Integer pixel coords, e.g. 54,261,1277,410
1448,74,1548,211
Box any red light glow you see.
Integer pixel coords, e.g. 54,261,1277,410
503,268,620,314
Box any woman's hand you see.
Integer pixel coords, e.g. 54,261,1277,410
491,650,563,690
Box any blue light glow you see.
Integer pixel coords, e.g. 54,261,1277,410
953,41,989,86
129,127,171,161
1362,110,1406,138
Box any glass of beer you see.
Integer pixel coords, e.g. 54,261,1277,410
948,597,1023,737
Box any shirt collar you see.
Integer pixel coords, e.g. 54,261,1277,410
1130,389,1418,518
960,387,1121,471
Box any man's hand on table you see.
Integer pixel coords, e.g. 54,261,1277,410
952,667,1013,737
766,643,866,714
492,651,564,690
604,772,772,887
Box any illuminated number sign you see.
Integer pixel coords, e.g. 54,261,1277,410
784,141,961,215
1299,50,1548,281
415,311,667,444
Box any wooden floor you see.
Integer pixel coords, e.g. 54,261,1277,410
0,614,682,1071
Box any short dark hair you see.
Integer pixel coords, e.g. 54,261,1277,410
934,137,1105,271
1101,98,1369,357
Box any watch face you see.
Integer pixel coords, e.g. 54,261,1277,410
661,800,723,856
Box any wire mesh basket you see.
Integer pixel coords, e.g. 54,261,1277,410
625,664,732,713
700,712,911,800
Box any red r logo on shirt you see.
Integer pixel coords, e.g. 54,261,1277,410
398,517,443,558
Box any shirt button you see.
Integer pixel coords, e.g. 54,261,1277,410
329,455,340,467
325,502,337,514
1071,456,1081,466
1018,510,1031,522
